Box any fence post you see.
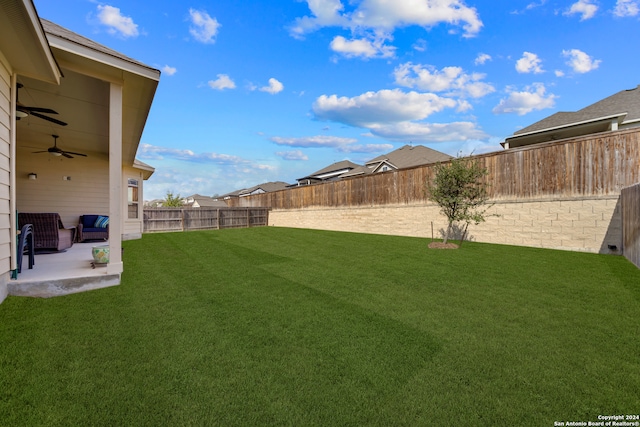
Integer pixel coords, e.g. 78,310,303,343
247,208,251,228
217,209,220,230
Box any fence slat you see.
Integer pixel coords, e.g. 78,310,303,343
622,183,640,268
143,208,269,233
226,129,640,210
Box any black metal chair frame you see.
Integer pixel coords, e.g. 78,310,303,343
17,223,35,273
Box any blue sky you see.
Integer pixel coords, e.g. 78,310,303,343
34,0,640,200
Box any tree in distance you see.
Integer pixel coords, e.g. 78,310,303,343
163,191,183,207
426,156,493,245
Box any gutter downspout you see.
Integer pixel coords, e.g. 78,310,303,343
9,75,18,279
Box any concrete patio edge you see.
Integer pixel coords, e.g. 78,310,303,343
8,274,121,298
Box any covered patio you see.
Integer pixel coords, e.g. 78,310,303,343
7,14,159,296
8,242,120,298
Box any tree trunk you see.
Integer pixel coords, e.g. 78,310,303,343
443,222,453,244
459,223,469,247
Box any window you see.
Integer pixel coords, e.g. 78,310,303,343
128,178,139,219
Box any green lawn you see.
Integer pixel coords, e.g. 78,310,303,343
1,227,639,426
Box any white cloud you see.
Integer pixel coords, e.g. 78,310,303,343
276,150,309,161
368,121,487,142
271,135,391,154
351,0,482,36
162,65,177,76
492,83,557,115
515,52,544,74
564,0,598,20
270,135,358,148
613,0,639,16
413,39,427,52
290,0,483,43
313,89,458,127
511,0,547,14
208,74,236,90
474,53,492,65
260,78,284,94
562,49,601,73
393,62,494,98
337,143,394,153
311,88,487,143
96,5,139,38
189,9,220,44
139,144,251,164
555,69,565,77
289,0,348,38
330,35,395,59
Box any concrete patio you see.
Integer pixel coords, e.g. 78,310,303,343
8,242,120,298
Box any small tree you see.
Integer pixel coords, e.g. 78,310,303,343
426,156,492,245
163,191,183,207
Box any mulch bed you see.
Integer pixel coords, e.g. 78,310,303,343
428,242,459,249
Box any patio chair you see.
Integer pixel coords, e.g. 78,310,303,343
77,214,109,242
18,212,75,252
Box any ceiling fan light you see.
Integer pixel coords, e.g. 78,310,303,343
51,152,62,157
16,110,28,118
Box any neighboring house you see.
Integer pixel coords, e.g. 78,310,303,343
503,84,640,148
239,181,289,197
217,188,244,201
145,199,165,208
343,145,452,178
183,194,227,208
296,160,361,186
217,181,289,200
1,0,159,299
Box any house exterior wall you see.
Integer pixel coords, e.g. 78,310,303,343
0,56,11,303
16,147,109,228
269,196,622,254
122,165,144,240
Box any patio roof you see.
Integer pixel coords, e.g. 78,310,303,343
0,0,61,84
15,19,160,166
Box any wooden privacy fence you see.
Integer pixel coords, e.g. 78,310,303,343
143,208,269,233
622,182,640,268
227,129,640,209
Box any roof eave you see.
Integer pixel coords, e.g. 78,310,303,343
507,112,627,142
0,0,61,84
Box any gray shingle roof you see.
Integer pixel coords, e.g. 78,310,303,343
513,85,640,136
41,18,158,73
366,145,451,170
244,181,289,194
300,160,361,180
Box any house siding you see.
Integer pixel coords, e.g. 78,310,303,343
0,57,11,302
16,147,109,228
122,166,144,240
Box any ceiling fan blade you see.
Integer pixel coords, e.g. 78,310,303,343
31,150,49,154
61,153,74,159
62,151,87,157
19,106,58,114
30,111,68,126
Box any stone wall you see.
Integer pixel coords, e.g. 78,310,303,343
269,195,622,254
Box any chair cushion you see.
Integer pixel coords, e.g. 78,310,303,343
94,216,109,228
82,215,100,228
